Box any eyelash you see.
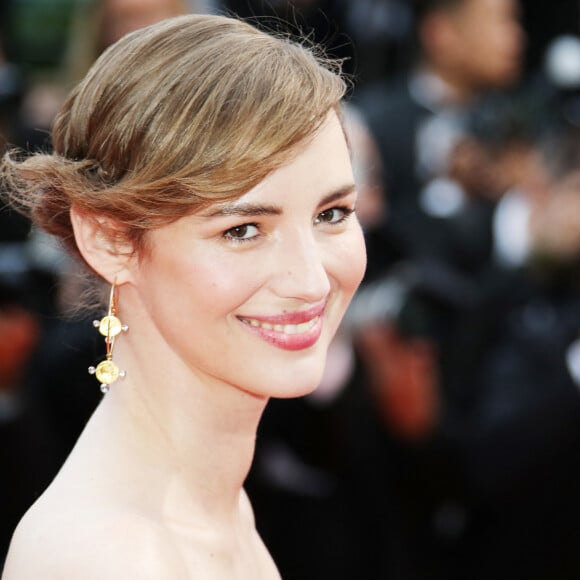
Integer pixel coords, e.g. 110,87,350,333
313,206,355,226
222,205,356,245
223,223,260,244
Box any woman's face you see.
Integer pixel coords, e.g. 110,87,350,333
126,112,366,399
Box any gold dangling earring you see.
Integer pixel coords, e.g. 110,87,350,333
88,280,128,393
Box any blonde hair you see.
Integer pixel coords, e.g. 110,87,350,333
2,14,346,261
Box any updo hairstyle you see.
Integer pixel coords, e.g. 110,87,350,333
1,14,346,262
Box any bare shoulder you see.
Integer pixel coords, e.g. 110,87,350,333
2,494,189,580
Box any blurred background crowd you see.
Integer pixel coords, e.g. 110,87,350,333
3,0,580,578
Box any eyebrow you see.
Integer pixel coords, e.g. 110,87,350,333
317,184,357,209
202,183,357,218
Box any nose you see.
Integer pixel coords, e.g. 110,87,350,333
269,230,331,303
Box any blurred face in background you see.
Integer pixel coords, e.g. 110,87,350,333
424,0,524,96
100,0,187,49
454,0,524,88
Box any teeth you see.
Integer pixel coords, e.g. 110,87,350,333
243,317,318,335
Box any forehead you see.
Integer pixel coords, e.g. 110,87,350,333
194,111,353,219
233,112,352,204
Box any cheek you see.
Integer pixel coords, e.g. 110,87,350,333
330,225,367,297
181,251,267,315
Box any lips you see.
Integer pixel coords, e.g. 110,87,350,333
237,302,325,351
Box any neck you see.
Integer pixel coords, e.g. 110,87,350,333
74,337,268,527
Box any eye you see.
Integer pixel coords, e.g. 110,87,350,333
223,223,260,243
314,206,355,225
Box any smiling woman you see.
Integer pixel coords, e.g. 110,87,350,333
0,14,366,580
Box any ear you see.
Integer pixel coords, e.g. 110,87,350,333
70,205,134,285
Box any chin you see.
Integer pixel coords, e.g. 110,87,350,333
273,381,321,400
268,357,327,399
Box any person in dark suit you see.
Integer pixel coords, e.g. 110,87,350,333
355,0,524,259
